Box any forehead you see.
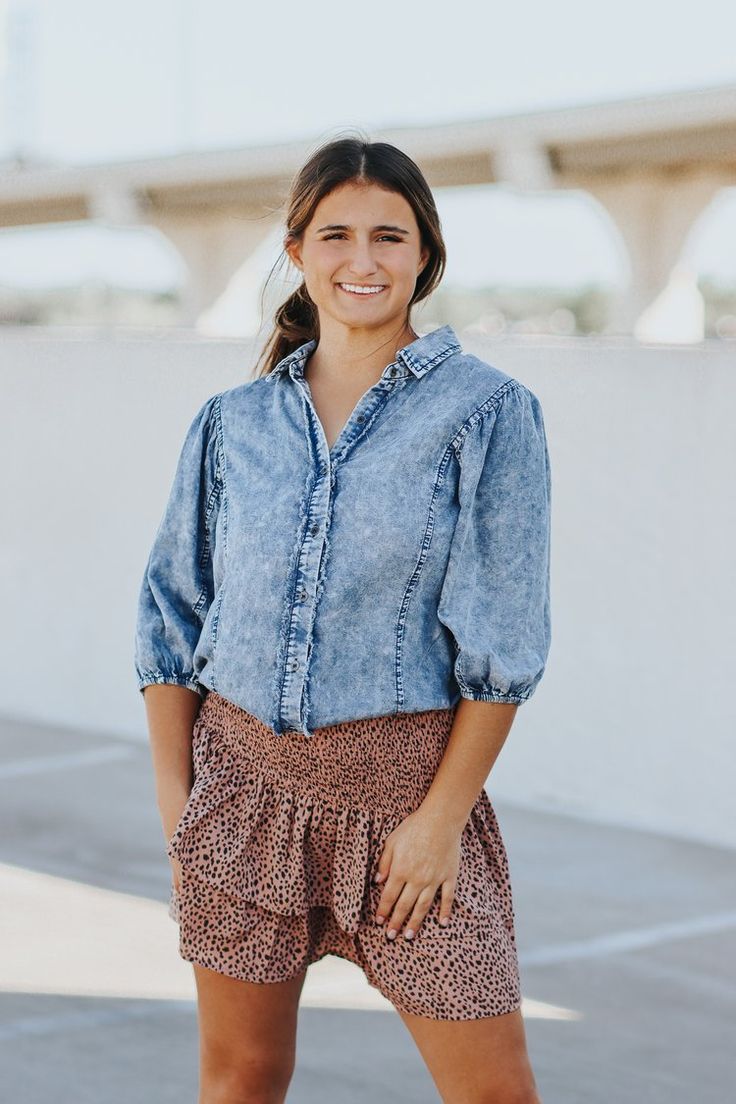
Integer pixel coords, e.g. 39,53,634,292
309,181,417,228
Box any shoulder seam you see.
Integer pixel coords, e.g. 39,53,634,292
448,377,521,459
210,392,226,490
211,392,228,561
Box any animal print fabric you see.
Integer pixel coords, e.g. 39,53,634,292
166,689,522,1020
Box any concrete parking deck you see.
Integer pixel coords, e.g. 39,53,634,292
1,711,733,1103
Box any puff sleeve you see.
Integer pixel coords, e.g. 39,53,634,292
437,380,551,705
134,392,224,696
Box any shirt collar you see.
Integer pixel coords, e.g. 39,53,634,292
267,323,462,383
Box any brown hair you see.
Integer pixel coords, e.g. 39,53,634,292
254,130,447,377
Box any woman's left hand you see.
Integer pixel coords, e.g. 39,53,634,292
373,806,462,938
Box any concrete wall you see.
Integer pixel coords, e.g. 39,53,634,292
2,327,734,849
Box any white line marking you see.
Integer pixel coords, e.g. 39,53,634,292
520,910,736,966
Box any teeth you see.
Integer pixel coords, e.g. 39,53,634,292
339,283,386,295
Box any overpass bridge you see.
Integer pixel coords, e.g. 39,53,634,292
2,81,735,332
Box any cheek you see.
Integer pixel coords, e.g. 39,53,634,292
315,245,344,269
390,253,423,281
303,263,334,297
300,247,335,279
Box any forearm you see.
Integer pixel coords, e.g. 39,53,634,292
143,684,202,832
418,698,518,835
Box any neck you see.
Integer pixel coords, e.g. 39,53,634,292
305,318,418,386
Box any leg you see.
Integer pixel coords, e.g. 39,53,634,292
192,961,308,1104
395,1003,542,1104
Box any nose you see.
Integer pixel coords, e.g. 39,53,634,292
346,239,380,278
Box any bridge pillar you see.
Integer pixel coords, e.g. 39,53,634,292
583,170,726,338
150,210,282,326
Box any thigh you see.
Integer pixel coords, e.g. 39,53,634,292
396,1004,541,1104
193,961,308,1095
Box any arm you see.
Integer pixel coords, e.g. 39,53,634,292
417,698,518,834
144,684,202,845
420,379,552,826
437,379,552,706
374,382,552,936
134,392,223,697
134,393,223,874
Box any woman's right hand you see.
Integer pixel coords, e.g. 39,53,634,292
142,684,202,897
169,852,184,895
161,789,191,894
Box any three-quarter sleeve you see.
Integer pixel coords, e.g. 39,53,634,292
437,380,551,705
134,392,224,696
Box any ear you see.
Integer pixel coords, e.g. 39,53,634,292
284,236,303,273
418,245,430,275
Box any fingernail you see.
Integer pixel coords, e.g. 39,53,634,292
404,929,414,939
376,915,385,924
387,929,396,940
374,872,383,883
440,916,449,926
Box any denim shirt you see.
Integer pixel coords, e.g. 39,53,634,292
134,324,552,738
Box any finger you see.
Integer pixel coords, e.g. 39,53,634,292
383,883,421,938
373,844,392,885
375,874,405,926
401,887,440,939
438,879,456,927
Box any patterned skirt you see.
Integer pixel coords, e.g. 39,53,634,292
166,689,522,1020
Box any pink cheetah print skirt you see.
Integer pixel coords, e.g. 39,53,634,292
166,689,522,1020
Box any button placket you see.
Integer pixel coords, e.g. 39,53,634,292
278,367,403,736
279,494,329,732
276,376,333,735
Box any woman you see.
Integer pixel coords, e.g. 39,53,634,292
135,134,551,1103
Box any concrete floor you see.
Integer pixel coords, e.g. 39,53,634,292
1,710,734,1103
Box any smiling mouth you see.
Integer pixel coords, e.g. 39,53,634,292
336,282,388,296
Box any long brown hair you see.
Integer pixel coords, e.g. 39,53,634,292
254,130,447,377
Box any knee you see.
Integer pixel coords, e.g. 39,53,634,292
200,1055,295,1104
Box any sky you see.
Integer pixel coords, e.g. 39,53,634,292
0,0,735,311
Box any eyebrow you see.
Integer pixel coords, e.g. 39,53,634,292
315,223,411,235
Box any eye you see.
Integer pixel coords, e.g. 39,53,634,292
321,233,403,242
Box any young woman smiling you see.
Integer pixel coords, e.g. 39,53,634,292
136,133,551,1103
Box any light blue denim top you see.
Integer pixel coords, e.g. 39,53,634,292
134,324,552,738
